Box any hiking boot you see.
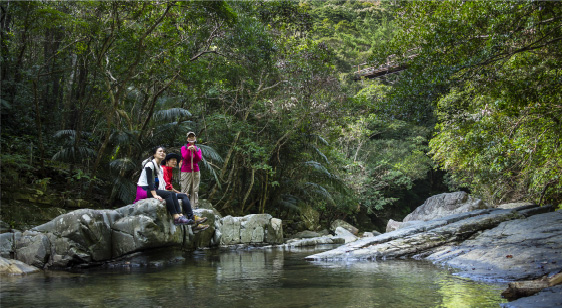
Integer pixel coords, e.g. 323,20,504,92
173,216,193,225
192,224,210,232
193,215,208,225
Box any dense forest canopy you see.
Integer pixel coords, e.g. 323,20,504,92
1,0,560,232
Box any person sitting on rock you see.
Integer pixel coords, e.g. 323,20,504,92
162,152,209,232
134,146,194,226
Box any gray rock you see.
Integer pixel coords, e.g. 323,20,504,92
185,209,216,249
7,199,283,268
197,199,222,218
334,227,358,243
306,208,523,261
403,191,490,222
266,218,283,244
290,230,325,239
220,216,242,245
398,220,425,230
0,231,21,258
284,235,345,247
428,211,562,281
385,219,402,233
0,256,40,275
219,214,283,245
33,209,118,263
330,219,359,235
500,285,562,308
240,214,270,243
496,202,535,210
14,230,50,268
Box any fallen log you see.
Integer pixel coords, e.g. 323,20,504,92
502,272,562,301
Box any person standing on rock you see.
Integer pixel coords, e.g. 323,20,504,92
180,131,202,208
162,152,209,231
134,146,194,226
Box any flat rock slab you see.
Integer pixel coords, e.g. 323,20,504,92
0,257,40,275
306,209,562,285
500,285,562,308
428,211,562,282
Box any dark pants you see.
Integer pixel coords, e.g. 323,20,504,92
176,193,193,219
140,187,181,215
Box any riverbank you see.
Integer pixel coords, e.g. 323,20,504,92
305,204,562,307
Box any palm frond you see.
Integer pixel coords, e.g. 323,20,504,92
153,108,192,122
302,182,336,206
110,130,138,146
109,157,137,173
313,146,329,164
314,134,329,146
198,144,224,163
200,156,221,189
53,130,76,139
112,177,136,205
303,160,337,181
52,146,97,163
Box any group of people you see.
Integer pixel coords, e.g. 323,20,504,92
134,132,209,230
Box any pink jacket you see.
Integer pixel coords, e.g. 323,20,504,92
181,144,202,173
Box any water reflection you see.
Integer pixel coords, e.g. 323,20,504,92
1,246,506,308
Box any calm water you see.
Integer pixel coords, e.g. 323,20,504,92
1,245,507,308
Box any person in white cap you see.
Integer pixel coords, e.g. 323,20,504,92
180,131,202,208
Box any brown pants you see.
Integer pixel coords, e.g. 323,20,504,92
180,171,200,208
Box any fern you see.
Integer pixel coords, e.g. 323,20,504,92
153,108,192,122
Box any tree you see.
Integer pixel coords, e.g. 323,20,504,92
376,1,562,206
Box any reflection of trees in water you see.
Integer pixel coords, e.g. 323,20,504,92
1,249,505,307
217,249,285,282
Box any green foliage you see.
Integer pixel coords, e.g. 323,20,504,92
376,1,562,206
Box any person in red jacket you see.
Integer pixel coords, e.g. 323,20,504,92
162,152,208,231
180,131,202,208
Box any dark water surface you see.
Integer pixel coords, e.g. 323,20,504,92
1,245,507,307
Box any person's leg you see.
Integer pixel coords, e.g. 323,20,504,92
155,190,194,225
155,190,178,215
192,171,200,208
177,193,193,219
180,171,193,196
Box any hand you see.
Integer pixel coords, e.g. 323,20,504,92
188,145,195,151
155,195,163,202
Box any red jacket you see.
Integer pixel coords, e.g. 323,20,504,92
162,165,174,191
180,143,202,173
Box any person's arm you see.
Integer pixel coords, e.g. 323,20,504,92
145,167,163,201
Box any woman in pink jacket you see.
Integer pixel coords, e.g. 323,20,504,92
180,131,202,208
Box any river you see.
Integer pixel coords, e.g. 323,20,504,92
1,245,507,307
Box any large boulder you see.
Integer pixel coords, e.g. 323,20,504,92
300,204,321,231
334,227,358,243
0,256,40,275
428,211,562,281
111,200,183,257
403,191,490,222
3,199,284,269
219,214,283,245
330,219,359,235
306,207,562,284
385,219,402,233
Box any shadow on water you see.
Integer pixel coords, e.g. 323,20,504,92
1,245,507,308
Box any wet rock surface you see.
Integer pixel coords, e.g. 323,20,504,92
306,206,562,282
306,205,562,306
0,256,40,275
500,285,562,308
0,199,282,270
